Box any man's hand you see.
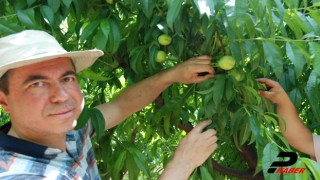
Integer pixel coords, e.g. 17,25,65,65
168,55,214,84
257,78,291,105
160,120,218,179
174,120,217,168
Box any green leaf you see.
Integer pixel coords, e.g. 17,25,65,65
244,85,261,104
200,166,213,180
283,158,309,180
90,108,105,141
78,69,112,81
113,150,127,179
126,155,140,180
284,0,299,9
0,1,5,16
129,46,145,74
262,143,280,180
163,115,170,135
305,70,320,122
40,5,55,27
249,0,266,20
245,13,256,38
80,20,100,43
232,108,244,149
95,29,108,51
233,0,248,27
224,77,235,103
263,41,283,78
75,106,90,130
248,116,263,144
309,42,320,76
100,19,110,41
240,122,252,145
127,146,150,177
26,0,37,6
0,19,23,34
61,0,72,8
212,75,226,105
141,0,155,19
196,86,215,95
16,8,39,29
166,0,183,29
48,0,60,13
301,157,320,178
106,19,121,54
284,10,304,38
286,42,306,77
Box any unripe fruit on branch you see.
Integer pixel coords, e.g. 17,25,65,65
106,0,113,4
217,56,236,70
158,34,172,46
229,69,244,81
156,51,167,63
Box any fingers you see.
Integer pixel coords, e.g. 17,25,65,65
195,64,215,74
187,57,215,75
202,130,218,146
257,78,279,88
191,119,212,134
190,55,212,63
258,90,274,99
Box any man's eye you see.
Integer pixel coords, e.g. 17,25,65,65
31,82,44,87
63,77,75,82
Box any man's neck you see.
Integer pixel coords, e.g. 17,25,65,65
8,127,67,151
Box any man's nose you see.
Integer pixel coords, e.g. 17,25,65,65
50,83,69,103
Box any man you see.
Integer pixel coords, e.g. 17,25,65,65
0,30,217,179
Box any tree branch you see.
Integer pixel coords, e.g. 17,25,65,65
211,159,264,180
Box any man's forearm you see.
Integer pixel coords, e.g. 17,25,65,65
277,101,314,156
159,159,194,180
114,69,173,117
96,69,175,129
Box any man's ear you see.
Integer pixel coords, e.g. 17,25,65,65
0,91,10,113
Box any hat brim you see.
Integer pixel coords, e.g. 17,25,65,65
0,49,104,77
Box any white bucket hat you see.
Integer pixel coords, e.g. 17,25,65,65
0,30,104,77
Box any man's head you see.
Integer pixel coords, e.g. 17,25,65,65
0,30,103,138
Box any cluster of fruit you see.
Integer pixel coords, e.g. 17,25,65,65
156,34,242,82
156,34,172,63
216,55,243,81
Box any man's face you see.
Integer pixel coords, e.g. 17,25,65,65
0,57,84,136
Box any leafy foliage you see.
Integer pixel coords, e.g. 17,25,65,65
1,0,320,179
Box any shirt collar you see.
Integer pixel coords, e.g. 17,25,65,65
0,122,48,158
